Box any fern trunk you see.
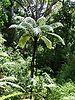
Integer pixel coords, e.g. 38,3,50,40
30,36,37,99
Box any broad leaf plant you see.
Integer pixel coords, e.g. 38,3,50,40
9,16,65,99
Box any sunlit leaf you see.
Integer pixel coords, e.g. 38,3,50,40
41,36,53,49
0,92,23,100
0,52,8,57
48,33,65,45
20,21,34,34
9,24,25,30
41,25,54,32
50,22,63,29
6,82,25,92
0,76,17,82
22,17,37,27
18,34,31,48
37,16,46,27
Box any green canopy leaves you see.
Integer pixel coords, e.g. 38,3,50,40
9,16,65,49
48,33,65,45
50,22,63,29
41,36,53,49
18,34,31,48
37,16,46,27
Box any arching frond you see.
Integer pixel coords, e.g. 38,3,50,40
23,17,37,27
50,22,63,29
20,22,34,34
41,25,54,33
37,16,46,27
6,82,25,92
48,33,65,45
0,92,23,100
18,34,31,48
0,76,17,82
9,24,25,30
41,36,53,49
0,52,8,57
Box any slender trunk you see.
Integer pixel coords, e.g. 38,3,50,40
30,37,37,100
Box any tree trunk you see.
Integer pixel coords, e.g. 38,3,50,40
30,37,37,99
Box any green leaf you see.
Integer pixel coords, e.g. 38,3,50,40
20,22,34,34
50,22,63,29
9,24,25,30
48,33,65,45
18,34,31,48
23,17,36,27
6,82,25,92
0,76,17,82
0,34,6,44
41,36,53,49
0,92,23,100
41,25,54,33
37,16,46,27
0,52,8,57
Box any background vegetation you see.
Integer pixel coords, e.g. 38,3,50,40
0,0,75,100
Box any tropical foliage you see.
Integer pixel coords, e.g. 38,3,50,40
0,0,75,100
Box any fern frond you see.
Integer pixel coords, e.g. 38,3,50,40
50,22,63,29
22,17,37,27
41,25,54,33
0,82,6,87
41,36,53,49
48,33,65,45
18,34,31,48
37,16,46,27
0,92,23,100
0,76,17,82
0,52,8,57
6,82,25,92
20,22,34,34
9,24,25,30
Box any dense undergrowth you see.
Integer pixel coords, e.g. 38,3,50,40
0,34,75,100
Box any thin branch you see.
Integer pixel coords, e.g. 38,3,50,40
37,0,45,18
26,0,35,19
15,0,29,16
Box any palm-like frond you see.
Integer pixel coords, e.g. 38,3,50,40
41,36,53,49
24,17,37,27
50,22,63,29
0,92,23,100
20,22,35,34
0,76,25,92
18,34,31,48
37,16,46,27
6,82,25,92
9,24,25,30
0,52,8,57
0,76,17,82
41,25,54,33
48,33,65,45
